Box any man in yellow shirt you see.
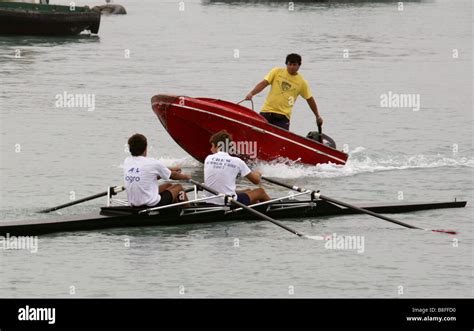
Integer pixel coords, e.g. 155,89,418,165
245,53,323,131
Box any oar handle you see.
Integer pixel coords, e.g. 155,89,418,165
262,176,304,192
317,124,323,143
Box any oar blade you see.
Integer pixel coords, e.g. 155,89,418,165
302,235,325,241
432,229,458,235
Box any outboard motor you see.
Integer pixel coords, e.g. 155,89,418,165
306,131,337,149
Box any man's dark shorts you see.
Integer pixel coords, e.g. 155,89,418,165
237,192,251,205
260,112,290,131
156,190,173,206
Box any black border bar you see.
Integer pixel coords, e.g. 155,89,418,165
0,298,472,330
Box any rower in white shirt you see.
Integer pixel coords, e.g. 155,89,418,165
204,130,270,205
124,133,191,207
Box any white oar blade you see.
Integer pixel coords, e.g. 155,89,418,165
302,235,325,241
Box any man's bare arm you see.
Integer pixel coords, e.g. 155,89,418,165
170,171,191,180
246,80,269,100
245,171,262,185
307,96,323,126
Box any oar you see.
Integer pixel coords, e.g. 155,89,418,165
189,179,322,240
317,124,323,143
261,177,457,235
39,186,125,213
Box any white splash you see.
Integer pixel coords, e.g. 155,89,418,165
117,156,200,169
254,147,474,179
154,156,201,168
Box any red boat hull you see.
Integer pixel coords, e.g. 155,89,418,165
151,95,348,165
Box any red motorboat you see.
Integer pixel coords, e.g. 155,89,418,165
151,94,348,165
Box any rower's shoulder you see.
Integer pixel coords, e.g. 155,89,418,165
229,154,248,167
295,71,307,81
266,67,284,75
136,156,166,168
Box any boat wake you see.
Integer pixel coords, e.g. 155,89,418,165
153,156,202,168
116,156,201,169
254,147,474,179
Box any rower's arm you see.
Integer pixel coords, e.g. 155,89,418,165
246,80,269,99
170,171,191,180
245,171,261,185
307,96,323,126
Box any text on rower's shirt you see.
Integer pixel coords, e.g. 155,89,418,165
204,151,251,205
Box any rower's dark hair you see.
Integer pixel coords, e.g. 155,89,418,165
209,130,232,147
285,53,302,65
128,133,147,156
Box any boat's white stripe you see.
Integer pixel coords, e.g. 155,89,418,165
153,101,346,163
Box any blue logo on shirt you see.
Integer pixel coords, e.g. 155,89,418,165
125,167,140,183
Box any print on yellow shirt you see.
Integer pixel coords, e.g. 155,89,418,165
260,67,313,119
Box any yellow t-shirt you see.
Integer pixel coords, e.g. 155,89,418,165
260,67,313,119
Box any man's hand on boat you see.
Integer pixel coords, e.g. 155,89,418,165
316,115,323,126
245,80,268,101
